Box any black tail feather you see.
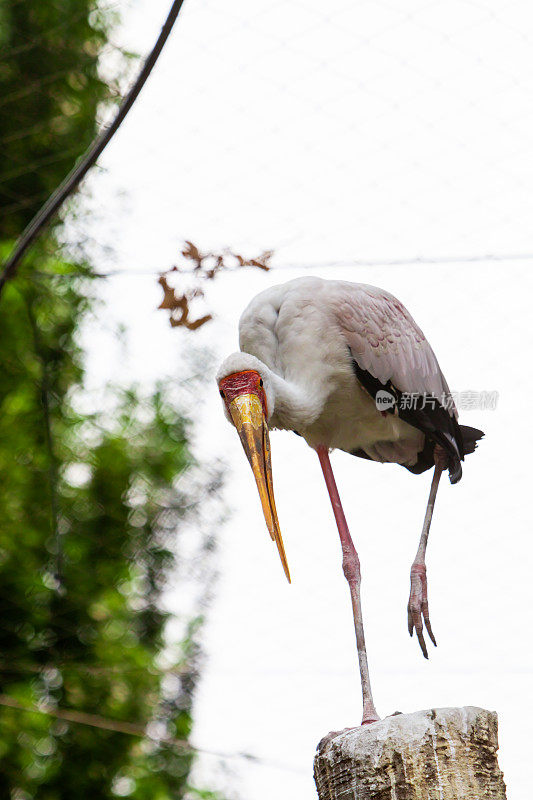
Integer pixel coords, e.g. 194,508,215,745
460,425,484,455
348,354,485,484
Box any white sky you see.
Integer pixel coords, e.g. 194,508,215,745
75,1,533,797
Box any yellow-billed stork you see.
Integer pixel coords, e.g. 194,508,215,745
217,276,483,725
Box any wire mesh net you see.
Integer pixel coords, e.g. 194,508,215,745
2,1,532,798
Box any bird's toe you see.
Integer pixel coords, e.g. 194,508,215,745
408,564,436,657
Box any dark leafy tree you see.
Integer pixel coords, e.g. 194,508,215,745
0,254,222,799
0,1,226,797
0,0,121,238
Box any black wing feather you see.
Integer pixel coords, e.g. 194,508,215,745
351,358,483,483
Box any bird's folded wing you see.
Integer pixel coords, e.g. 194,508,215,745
335,283,456,417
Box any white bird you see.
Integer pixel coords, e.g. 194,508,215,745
217,276,483,725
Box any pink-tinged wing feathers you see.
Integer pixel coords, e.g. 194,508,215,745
335,284,456,417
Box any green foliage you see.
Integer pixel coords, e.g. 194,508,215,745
0,255,218,798
0,0,121,237
0,0,227,796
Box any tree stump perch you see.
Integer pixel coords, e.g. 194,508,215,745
314,707,506,800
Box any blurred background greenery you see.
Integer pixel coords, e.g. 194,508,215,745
0,2,225,797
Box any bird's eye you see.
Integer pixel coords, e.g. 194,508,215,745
219,389,225,399
259,378,264,388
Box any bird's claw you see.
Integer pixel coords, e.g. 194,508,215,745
408,563,437,658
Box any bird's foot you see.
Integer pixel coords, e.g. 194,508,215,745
361,701,380,725
408,563,437,658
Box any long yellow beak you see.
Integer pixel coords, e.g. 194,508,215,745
227,393,291,583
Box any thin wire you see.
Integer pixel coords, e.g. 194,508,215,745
26,250,533,282
0,146,88,184
0,693,307,774
0,120,73,147
0,69,98,110
0,192,53,217
278,252,533,269
0,0,188,300
0,692,186,743
0,1,123,61
0,660,189,677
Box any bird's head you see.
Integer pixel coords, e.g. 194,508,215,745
216,353,290,582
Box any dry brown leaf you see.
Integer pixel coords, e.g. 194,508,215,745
158,240,274,331
185,314,213,330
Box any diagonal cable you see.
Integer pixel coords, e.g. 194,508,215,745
0,0,188,300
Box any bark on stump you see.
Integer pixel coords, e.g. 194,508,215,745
314,706,506,800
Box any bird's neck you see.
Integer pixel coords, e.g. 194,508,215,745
268,370,326,432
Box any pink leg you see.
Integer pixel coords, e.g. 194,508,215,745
408,445,447,658
316,446,379,725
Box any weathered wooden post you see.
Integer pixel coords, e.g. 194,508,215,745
314,706,506,799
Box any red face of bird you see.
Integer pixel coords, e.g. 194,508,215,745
218,369,290,583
